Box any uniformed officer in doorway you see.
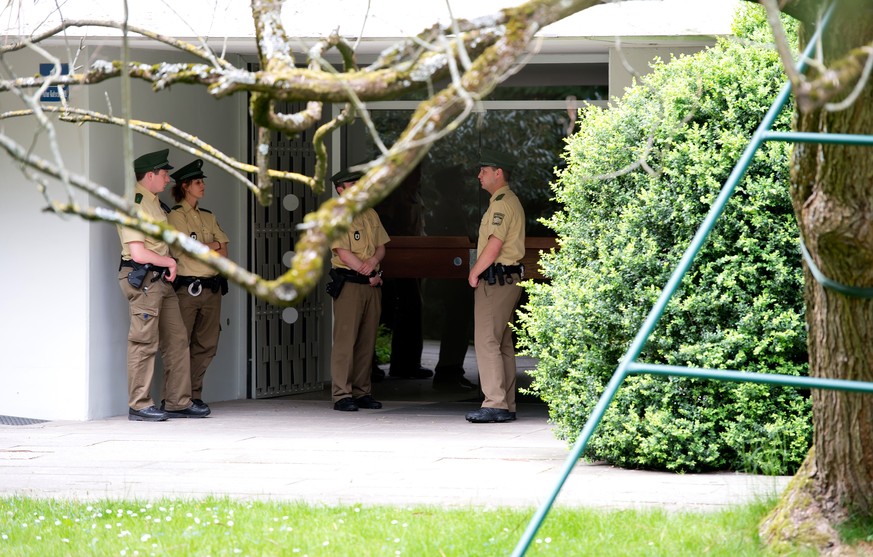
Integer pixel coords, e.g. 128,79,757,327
168,159,229,412
327,167,390,412
117,149,211,421
465,149,526,423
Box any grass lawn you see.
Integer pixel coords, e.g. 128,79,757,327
0,496,820,556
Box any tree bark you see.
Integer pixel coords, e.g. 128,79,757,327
790,0,873,519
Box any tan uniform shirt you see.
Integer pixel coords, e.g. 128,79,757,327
168,200,229,277
117,183,170,258
330,208,390,269
477,186,525,265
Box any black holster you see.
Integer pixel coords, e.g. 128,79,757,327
326,269,347,299
127,263,152,290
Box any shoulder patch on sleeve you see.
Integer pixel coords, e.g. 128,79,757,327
134,193,143,204
495,193,505,201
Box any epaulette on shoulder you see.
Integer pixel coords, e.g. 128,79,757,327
495,193,505,201
200,208,213,214
134,193,143,204
170,204,183,211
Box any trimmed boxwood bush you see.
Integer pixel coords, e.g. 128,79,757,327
516,7,811,474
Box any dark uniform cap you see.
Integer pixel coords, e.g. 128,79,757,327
171,159,206,183
133,149,173,173
479,148,515,171
330,167,364,185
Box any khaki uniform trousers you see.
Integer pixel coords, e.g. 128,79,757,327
177,287,222,399
330,282,381,401
118,268,193,411
474,280,522,412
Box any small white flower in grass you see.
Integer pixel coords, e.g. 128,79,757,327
233,549,241,554
536,539,542,544
545,537,552,544
354,508,360,513
141,534,151,542
35,536,41,541
121,550,127,556
227,520,234,527
21,523,27,528
186,513,193,518
164,516,171,522
61,538,69,543
86,506,93,512
292,550,300,553
2,534,7,540
54,520,61,525
323,541,329,546
153,518,160,524
394,538,400,543
283,516,289,520
391,519,398,525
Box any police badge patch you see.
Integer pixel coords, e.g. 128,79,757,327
492,212,505,226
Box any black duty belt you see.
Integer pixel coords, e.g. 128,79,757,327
119,258,168,276
174,275,227,296
331,267,377,284
479,263,524,285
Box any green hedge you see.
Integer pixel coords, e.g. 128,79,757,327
516,7,811,474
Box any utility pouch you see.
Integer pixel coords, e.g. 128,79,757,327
326,269,346,299
127,263,152,290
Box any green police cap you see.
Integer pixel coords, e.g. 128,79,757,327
133,149,173,174
478,148,514,171
171,159,206,183
330,167,364,186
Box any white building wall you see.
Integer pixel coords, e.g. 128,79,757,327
0,49,92,420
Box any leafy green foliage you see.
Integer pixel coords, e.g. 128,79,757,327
375,324,392,365
516,8,811,474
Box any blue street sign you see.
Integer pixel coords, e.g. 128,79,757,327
39,63,69,102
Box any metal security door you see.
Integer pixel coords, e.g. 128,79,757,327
250,101,329,397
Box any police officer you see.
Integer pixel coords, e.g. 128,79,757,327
465,149,526,423
167,159,229,411
117,149,211,421
328,167,389,412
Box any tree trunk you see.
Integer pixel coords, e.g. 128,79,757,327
790,0,873,519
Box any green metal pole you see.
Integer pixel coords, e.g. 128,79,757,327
627,362,873,394
764,131,873,146
511,5,837,556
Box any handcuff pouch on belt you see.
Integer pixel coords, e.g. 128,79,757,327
479,263,524,285
173,275,229,297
